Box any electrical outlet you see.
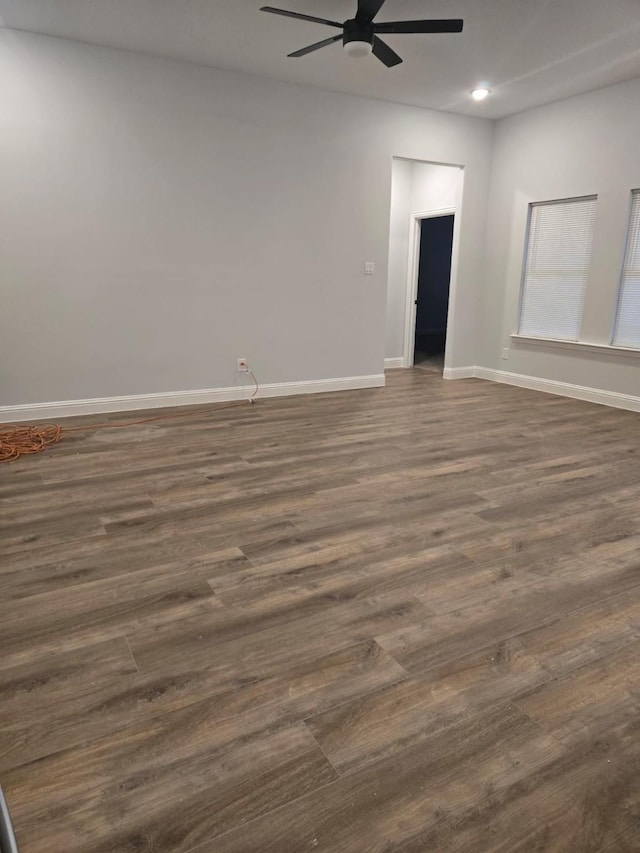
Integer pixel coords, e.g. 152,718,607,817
502,348,509,360
237,358,249,373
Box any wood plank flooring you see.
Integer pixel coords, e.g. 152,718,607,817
2,368,640,852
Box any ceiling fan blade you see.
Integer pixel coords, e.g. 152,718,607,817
372,36,403,67
356,0,387,24
375,19,464,34
288,34,343,57
260,7,342,28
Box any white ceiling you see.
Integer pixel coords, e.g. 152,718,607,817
2,0,640,119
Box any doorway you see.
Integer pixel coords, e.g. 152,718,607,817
385,158,462,372
412,213,455,371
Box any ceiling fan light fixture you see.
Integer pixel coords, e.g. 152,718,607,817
261,2,464,68
344,39,373,58
471,87,491,101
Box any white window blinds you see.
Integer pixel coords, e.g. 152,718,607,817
519,196,597,341
613,191,640,349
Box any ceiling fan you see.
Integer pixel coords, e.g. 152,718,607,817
260,0,463,67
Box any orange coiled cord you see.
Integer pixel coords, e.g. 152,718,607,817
0,423,63,463
0,370,259,463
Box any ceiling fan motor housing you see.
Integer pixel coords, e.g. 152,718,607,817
343,18,374,54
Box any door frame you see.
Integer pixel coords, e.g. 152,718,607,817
402,207,457,368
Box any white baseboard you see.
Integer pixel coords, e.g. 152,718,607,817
474,367,640,413
0,374,385,423
384,357,405,369
444,365,640,412
6,365,636,422
442,366,476,380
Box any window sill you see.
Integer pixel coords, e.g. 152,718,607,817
510,335,640,359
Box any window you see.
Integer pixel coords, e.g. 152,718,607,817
613,191,640,349
518,196,597,341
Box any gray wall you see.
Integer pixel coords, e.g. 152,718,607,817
0,30,493,407
481,77,640,396
386,159,412,361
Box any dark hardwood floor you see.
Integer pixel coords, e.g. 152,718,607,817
1,368,640,852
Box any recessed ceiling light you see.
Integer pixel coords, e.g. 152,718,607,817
471,87,491,101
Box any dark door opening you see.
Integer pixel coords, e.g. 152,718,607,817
413,214,454,371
